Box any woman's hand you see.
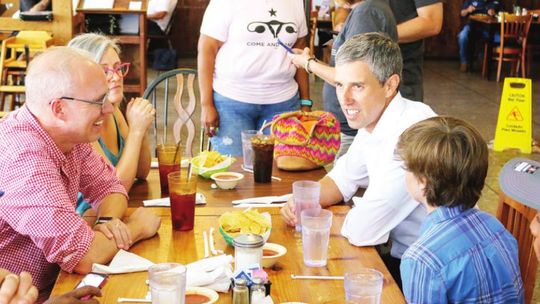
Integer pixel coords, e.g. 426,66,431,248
201,103,219,137
288,47,312,70
125,98,155,137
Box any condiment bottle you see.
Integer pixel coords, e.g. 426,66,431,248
250,277,266,303
233,234,264,271
232,278,249,304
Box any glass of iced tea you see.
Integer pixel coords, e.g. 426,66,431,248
251,134,274,183
167,171,197,231
156,144,182,194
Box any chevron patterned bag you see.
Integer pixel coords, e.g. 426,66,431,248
269,111,341,171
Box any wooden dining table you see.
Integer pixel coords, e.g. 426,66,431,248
51,161,405,303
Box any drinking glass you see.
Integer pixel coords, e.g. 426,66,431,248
168,171,197,231
344,269,384,304
241,130,258,170
156,143,182,194
149,263,186,304
301,209,333,267
293,180,321,232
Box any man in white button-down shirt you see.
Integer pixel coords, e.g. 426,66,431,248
281,32,436,286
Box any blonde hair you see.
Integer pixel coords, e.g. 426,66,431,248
67,33,120,62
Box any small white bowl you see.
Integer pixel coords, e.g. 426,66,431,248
185,286,219,303
262,242,287,268
210,172,244,190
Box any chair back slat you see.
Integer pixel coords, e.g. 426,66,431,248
143,68,200,157
496,193,538,304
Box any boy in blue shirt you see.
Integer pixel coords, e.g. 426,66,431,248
396,116,524,303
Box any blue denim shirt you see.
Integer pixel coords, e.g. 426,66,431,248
401,206,524,304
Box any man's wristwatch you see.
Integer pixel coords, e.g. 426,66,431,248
300,99,313,107
95,216,114,225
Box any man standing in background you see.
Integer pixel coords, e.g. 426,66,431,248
389,0,443,102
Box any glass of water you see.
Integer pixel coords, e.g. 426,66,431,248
301,208,333,267
344,269,384,304
149,263,187,304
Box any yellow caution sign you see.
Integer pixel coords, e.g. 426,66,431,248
494,78,532,153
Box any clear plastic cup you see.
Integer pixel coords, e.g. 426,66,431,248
301,209,333,267
293,180,321,232
241,130,258,170
344,269,384,304
149,263,187,304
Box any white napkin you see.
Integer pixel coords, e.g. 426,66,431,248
232,194,291,205
128,1,142,10
92,250,154,274
186,255,233,293
143,193,207,207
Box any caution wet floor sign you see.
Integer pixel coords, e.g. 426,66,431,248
494,78,532,153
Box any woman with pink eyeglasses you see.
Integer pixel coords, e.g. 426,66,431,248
68,33,155,215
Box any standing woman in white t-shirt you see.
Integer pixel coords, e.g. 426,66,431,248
197,0,311,156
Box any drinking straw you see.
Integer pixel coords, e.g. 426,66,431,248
291,275,344,280
258,120,267,134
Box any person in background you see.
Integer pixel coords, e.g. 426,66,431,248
458,0,502,72
0,269,100,304
397,116,523,303
147,0,178,35
498,157,540,261
0,47,160,302
389,0,443,102
198,0,310,156
332,1,350,32
281,33,436,287
68,33,154,216
289,0,397,158
19,0,50,12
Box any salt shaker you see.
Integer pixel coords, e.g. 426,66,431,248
233,234,264,272
250,277,266,303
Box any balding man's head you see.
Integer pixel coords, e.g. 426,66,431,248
25,47,106,110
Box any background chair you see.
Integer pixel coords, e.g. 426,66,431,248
309,11,318,57
483,13,532,82
0,31,53,111
496,192,538,304
143,68,202,157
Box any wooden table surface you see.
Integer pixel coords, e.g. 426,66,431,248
51,162,405,303
128,162,328,208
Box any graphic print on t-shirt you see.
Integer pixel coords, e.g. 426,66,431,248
247,8,298,39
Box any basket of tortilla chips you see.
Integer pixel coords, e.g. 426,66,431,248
191,150,236,179
218,209,271,246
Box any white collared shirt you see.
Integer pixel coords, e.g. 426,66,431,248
328,93,436,258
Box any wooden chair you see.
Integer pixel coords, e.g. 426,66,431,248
496,192,538,304
0,31,53,111
483,13,532,82
309,11,318,56
143,68,202,157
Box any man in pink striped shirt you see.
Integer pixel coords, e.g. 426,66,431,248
0,47,161,302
